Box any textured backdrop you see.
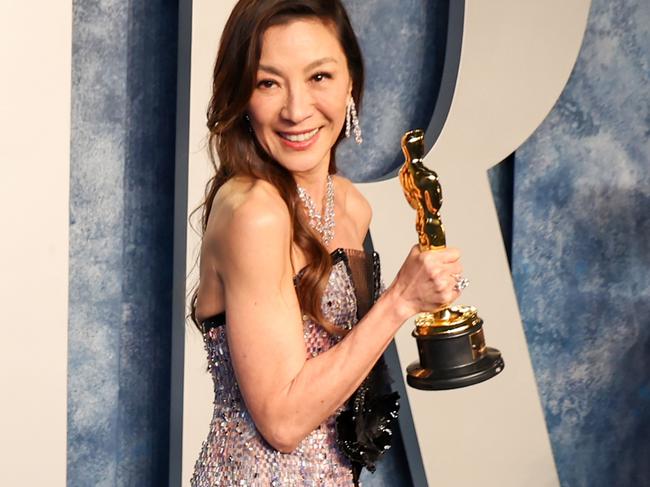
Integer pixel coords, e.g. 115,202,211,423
67,1,178,485
510,0,650,485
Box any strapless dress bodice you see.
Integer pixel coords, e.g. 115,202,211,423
190,248,380,487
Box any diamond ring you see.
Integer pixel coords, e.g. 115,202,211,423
452,273,470,291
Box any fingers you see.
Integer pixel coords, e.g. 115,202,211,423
448,261,463,277
397,244,466,312
435,246,461,263
428,256,466,307
418,249,462,275
418,246,460,263
432,273,449,292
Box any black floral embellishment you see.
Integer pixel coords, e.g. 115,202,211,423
335,358,400,486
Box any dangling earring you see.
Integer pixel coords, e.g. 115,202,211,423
244,114,253,134
345,98,363,145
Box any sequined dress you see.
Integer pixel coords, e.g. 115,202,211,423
191,248,381,487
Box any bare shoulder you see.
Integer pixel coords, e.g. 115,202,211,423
212,177,287,224
333,174,372,229
206,177,291,260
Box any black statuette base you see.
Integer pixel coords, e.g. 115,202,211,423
407,348,504,390
406,317,504,390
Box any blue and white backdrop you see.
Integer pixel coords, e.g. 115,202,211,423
2,0,648,486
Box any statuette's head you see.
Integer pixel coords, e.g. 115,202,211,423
401,129,426,162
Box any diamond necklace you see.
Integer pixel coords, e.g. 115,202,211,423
296,175,335,245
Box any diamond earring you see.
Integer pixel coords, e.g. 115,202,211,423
345,98,363,145
244,113,253,134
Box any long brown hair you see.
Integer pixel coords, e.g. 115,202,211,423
190,0,364,334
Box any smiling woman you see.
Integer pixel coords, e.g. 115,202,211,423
248,20,352,175
188,1,465,485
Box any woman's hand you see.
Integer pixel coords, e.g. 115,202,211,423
385,245,464,320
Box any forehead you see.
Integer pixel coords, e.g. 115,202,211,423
259,18,347,68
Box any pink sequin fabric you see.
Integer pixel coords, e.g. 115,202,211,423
191,249,375,486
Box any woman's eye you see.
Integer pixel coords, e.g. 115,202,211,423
257,79,277,89
312,72,332,83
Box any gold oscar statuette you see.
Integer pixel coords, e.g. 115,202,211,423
399,129,504,390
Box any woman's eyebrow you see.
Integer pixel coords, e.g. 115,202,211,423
258,57,338,77
304,57,337,72
258,64,283,76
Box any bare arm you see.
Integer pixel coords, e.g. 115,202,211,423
216,183,462,453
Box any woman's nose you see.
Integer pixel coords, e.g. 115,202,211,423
281,85,313,124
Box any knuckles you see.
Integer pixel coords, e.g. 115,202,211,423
440,290,454,304
402,247,464,309
419,252,440,273
433,277,448,292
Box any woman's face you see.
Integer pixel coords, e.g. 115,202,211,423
248,18,352,179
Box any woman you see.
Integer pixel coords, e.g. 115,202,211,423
190,1,463,485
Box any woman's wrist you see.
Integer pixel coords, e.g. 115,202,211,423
377,284,415,327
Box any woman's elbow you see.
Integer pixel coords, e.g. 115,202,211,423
266,431,300,454
250,396,311,452
256,415,303,453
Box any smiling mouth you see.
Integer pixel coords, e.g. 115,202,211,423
278,127,320,142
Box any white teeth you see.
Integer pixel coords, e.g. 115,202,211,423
281,128,319,142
